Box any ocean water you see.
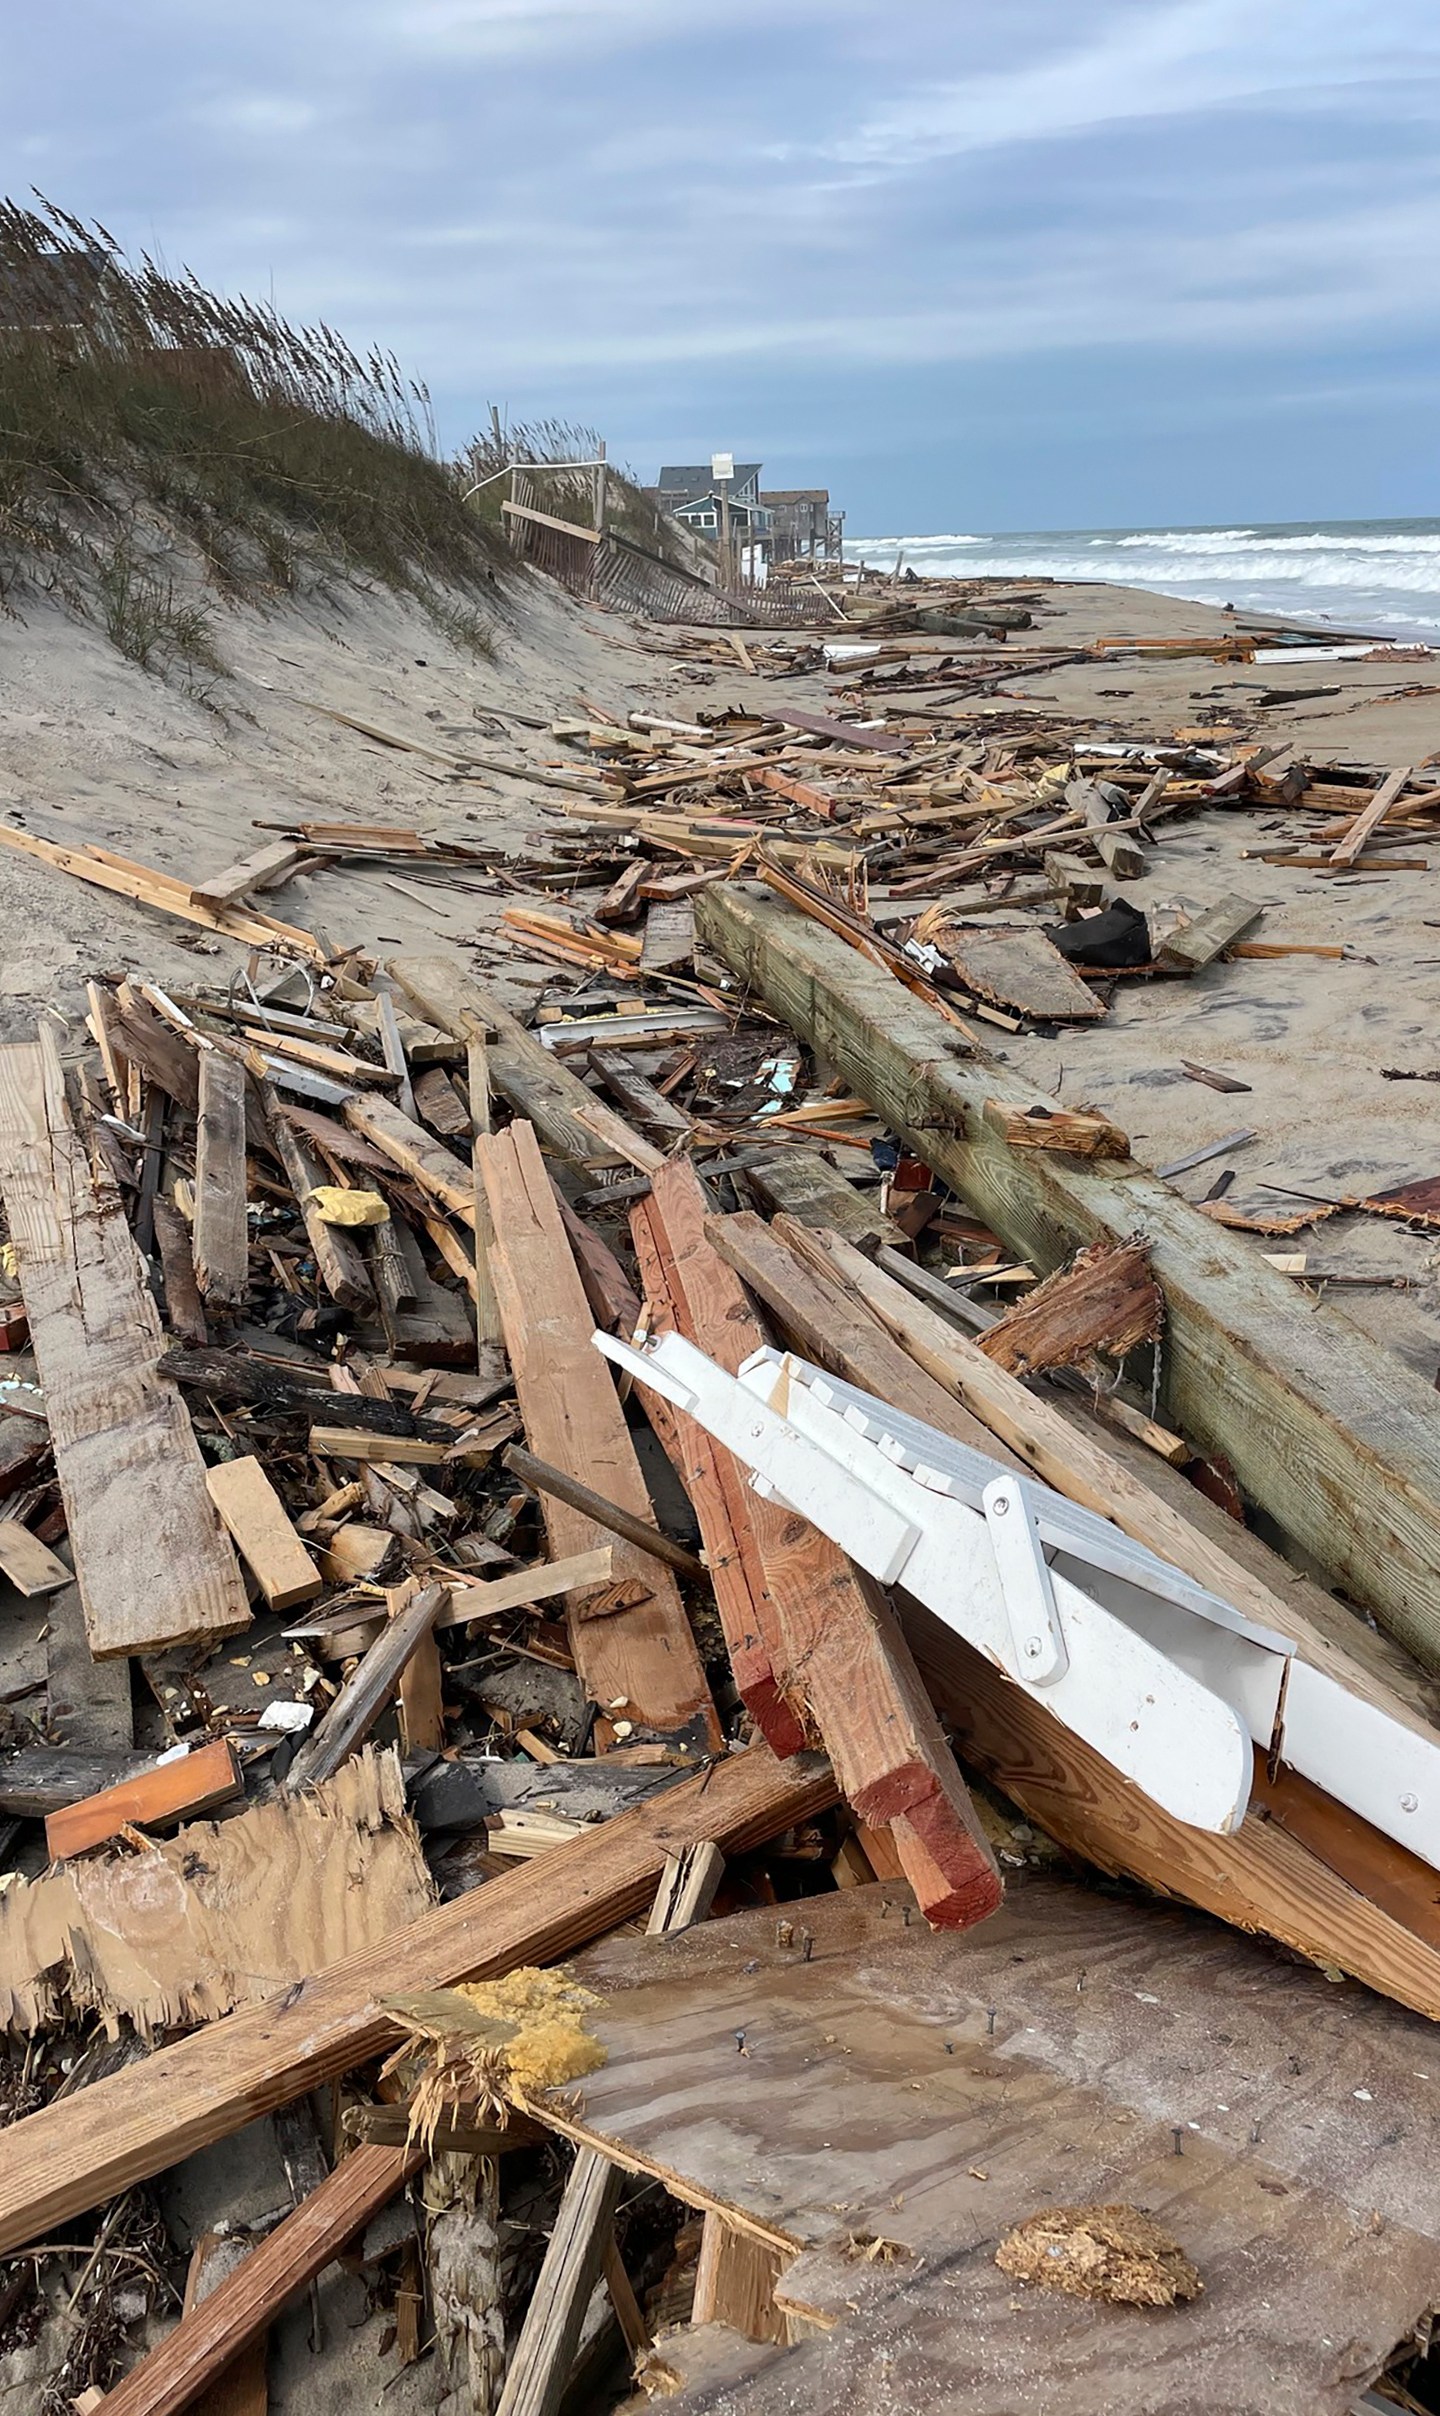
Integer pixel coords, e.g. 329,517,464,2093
842,519,1440,642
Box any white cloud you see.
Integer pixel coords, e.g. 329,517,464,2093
827,0,1440,168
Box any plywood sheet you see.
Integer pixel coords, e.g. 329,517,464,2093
0,1747,433,2035
551,1879,1440,2416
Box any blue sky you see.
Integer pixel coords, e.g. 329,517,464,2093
6,2,1440,533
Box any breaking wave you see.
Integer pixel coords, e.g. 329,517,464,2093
843,519,1440,637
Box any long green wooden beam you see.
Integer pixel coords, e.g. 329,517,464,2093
697,882,1440,1674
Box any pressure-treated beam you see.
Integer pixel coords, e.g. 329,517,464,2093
697,883,1440,1673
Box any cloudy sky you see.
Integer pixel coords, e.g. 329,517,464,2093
7,2,1440,533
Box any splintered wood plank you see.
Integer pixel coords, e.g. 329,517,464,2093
927,923,1105,1021
45,1738,242,1860
191,1049,250,1307
388,951,663,1175
205,1455,323,1610
0,1745,835,2255
978,1236,1162,1375
696,882,1440,1677
3,1752,432,2037
1158,893,1265,970
91,2144,421,2416
693,2213,787,2343
0,1035,250,1659
190,840,303,911
478,1121,719,1748
636,1169,999,1928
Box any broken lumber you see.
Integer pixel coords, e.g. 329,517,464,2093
978,1237,1163,1375
0,1032,250,1657
2,1750,432,2034
191,1048,250,1307
189,840,304,911
478,1120,719,1747
0,1744,835,2254
389,952,663,1175
204,1455,323,1611
92,2143,422,2416
630,1166,807,1759
262,1093,374,1314
696,882,1440,1675
45,1738,242,1861
1330,763,1413,866
284,1583,448,1791
635,1169,1000,1925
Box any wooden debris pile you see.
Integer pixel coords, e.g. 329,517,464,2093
5,589,1440,2410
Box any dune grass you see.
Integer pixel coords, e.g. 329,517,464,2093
0,198,504,670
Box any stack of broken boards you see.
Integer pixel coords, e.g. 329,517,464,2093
7,932,1440,2414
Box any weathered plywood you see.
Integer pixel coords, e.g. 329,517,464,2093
928,921,1105,1020
537,1881,1440,2416
0,1034,250,1658
0,1749,433,2035
697,884,1440,1673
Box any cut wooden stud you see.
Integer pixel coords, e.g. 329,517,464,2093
190,840,304,911
45,1738,242,1860
0,1519,71,1596
478,1121,719,1747
0,1745,836,2255
1158,894,1266,971
1331,764,1413,866
0,1032,250,1658
205,1455,323,1611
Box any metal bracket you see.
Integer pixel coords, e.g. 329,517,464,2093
982,1474,1067,1686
